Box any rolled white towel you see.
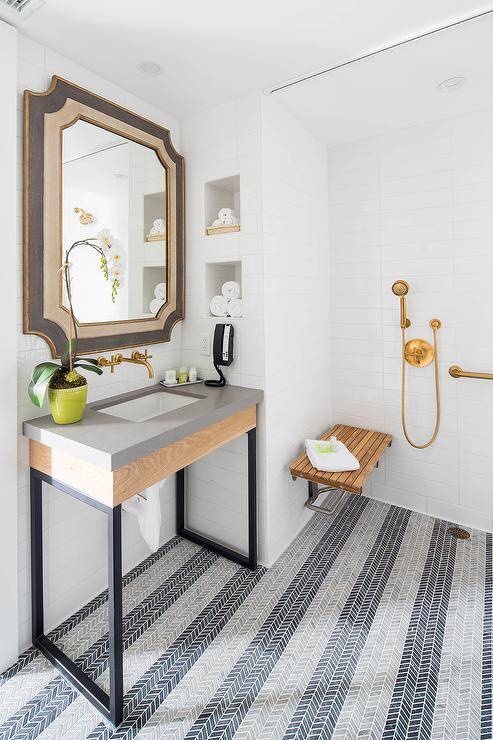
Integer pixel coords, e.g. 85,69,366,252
305,438,360,473
154,282,166,300
149,297,165,315
222,280,240,300
228,298,243,317
210,294,228,316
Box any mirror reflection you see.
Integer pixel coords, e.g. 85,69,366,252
61,120,167,324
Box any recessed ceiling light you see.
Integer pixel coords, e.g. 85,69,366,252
437,76,466,91
137,61,163,77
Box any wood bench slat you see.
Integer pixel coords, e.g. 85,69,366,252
303,428,372,486
329,432,380,488
289,424,392,495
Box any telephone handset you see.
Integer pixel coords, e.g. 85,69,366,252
205,323,234,388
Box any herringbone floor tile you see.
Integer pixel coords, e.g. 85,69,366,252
0,496,490,740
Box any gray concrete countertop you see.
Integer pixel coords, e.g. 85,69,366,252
23,383,263,471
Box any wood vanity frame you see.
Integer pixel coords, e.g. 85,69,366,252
29,405,257,728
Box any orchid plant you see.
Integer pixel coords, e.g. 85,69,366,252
77,229,126,303
28,339,102,407
28,231,125,408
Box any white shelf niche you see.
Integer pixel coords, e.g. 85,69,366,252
142,265,166,315
143,191,166,243
204,175,240,235
204,260,242,318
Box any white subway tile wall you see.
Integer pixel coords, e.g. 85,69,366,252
261,98,331,564
328,108,493,532
1,20,19,672
180,97,331,565
16,35,182,650
180,95,267,561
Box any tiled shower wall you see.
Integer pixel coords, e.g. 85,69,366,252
327,108,493,532
16,35,182,650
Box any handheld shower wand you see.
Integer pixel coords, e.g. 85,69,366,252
392,280,441,449
391,280,411,329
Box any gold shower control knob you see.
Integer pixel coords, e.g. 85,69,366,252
404,338,434,367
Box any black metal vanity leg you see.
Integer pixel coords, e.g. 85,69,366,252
29,468,124,727
107,505,123,728
176,427,258,570
30,469,44,641
247,428,257,569
176,468,185,532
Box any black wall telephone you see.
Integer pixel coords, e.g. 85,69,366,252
205,323,234,387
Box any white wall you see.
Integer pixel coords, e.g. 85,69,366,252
261,97,331,563
0,19,18,672
17,35,183,652
180,95,267,561
180,96,331,566
327,108,493,532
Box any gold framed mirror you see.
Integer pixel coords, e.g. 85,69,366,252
23,76,184,357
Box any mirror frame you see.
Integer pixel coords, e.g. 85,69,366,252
23,76,184,357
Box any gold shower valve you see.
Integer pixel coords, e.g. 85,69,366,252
404,338,434,367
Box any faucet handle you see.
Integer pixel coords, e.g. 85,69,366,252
132,349,152,361
98,354,120,373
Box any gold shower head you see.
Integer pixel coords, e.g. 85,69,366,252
392,280,409,297
392,279,411,328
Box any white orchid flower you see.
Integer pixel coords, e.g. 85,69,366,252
97,228,113,252
108,250,126,275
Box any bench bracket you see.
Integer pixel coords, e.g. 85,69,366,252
305,481,346,516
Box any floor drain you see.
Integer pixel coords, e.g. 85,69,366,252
447,526,470,540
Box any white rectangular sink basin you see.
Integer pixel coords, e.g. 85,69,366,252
98,391,200,423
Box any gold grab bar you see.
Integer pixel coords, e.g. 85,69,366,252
449,365,493,380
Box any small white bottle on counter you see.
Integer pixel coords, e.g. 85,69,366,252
188,367,197,382
164,369,177,384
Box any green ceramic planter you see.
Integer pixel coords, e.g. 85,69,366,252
48,384,87,424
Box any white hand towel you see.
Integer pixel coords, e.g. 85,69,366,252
149,297,165,315
210,294,228,316
305,439,360,473
154,282,166,300
222,281,240,300
123,482,162,552
227,298,243,317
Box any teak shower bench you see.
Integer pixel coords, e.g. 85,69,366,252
289,424,392,514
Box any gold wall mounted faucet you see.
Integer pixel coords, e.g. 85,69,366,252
97,350,154,378
97,354,120,373
116,350,154,378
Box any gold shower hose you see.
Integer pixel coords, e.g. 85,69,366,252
400,321,441,449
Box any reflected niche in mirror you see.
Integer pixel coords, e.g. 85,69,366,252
61,120,168,324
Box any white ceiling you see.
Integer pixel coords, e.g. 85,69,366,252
62,120,126,163
1,0,492,145
274,10,493,146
